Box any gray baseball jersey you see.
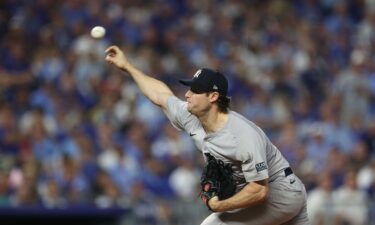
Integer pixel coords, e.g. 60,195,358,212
166,96,310,225
166,96,289,188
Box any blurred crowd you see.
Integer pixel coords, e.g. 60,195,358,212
0,0,375,224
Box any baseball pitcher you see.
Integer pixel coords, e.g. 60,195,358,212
105,45,310,225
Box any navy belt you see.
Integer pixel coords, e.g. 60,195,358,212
269,167,294,183
284,167,293,177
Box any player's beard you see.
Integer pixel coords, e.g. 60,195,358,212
187,102,211,118
187,103,194,114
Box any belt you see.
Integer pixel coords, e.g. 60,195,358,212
284,167,293,177
269,167,294,183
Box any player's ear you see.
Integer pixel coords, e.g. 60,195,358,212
209,92,220,103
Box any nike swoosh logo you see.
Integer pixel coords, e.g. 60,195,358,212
189,133,196,136
290,179,296,184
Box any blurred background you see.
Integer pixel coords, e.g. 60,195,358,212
0,0,374,224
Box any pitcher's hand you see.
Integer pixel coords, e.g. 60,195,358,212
105,46,131,71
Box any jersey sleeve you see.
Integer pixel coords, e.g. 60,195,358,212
165,96,190,131
239,131,269,182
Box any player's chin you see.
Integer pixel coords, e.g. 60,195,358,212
187,105,195,114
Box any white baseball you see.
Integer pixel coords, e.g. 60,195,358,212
90,26,106,39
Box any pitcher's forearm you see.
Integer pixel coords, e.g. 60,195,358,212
125,64,174,107
210,180,269,212
105,45,174,109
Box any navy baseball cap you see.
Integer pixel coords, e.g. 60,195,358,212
179,68,228,96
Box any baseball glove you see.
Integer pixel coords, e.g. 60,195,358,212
200,153,236,210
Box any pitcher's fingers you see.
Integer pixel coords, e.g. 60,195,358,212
105,55,113,62
105,45,119,54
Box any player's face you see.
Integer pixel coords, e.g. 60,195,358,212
185,90,213,116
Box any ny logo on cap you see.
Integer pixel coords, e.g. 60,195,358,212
213,85,218,90
194,69,202,78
